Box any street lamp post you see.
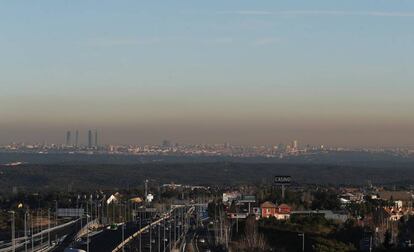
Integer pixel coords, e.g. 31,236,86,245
24,211,28,252
122,223,125,252
298,233,305,252
9,211,15,252
158,222,161,252
149,223,152,252
139,211,142,252
163,220,166,252
31,213,34,252
87,203,90,252
169,220,172,252
55,200,58,227
48,209,51,246
39,210,42,246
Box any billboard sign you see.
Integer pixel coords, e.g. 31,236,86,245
274,176,292,185
57,208,84,217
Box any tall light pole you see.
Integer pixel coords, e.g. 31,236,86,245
369,235,373,252
80,202,83,232
24,211,28,252
121,203,125,252
139,211,142,252
31,212,34,252
149,223,152,252
86,202,90,252
9,211,15,252
163,220,166,252
48,209,51,246
177,209,180,240
169,220,172,252
122,223,125,252
174,211,177,245
55,200,58,227
298,233,305,252
39,210,42,245
158,222,161,252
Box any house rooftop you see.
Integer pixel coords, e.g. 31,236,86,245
260,201,277,208
378,191,413,201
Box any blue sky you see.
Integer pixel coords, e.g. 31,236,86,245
1,1,414,146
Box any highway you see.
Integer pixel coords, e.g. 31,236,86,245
0,218,84,252
67,207,189,252
0,205,214,252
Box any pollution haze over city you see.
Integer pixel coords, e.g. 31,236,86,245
1,1,414,148
2,1,414,252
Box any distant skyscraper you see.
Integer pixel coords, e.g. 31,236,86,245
94,130,98,148
75,130,79,147
293,140,299,150
162,140,171,148
88,130,93,149
66,131,71,146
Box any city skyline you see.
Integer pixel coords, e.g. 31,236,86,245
1,130,413,149
1,1,414,147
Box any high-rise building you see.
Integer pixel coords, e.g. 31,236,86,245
94,130,98,148
292,140,299,150
75,130,79,147
88,130,93,149
162,140,171,148
66,131,71,146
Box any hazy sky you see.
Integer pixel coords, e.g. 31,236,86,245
1,1,414,147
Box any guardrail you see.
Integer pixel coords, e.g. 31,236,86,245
0,219,79,252
74,218,98,239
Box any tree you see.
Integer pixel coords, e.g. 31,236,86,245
311,191,341,210
383,229,392,248
240,215,268,251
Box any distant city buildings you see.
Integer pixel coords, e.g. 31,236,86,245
88,130,93,149
162,139,171,148
2,137,414,161
94,130,98,148
293,140,299,150
66,131,71,146
75,130,79,147
62,129,99,149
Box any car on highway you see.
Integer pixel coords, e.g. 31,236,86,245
107,224,118,231
64,248,86,252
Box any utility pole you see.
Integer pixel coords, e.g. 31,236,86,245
122,224,125,252
122,203,126,252
48,209,51,246
149,223,152,252
31,213,34,252
169,220,172,252
9,211,15,252
80,202,83,231
369,235,373,252
39,210,43,247
177,209,181,240
298,233,305,252
182,208,185,234
145,179,149,198
24,211,28,252
86,202,89,252
174,211,177,248
139,211,142,252
158,222,161,252
163,220,166,252
55,200,58,227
